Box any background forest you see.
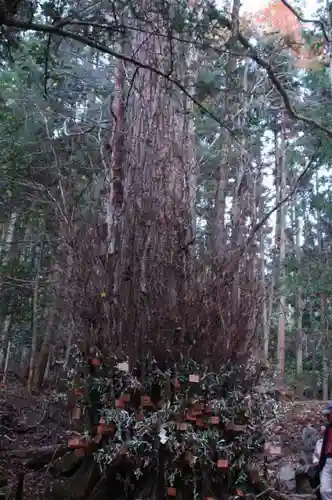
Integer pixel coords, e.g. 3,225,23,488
1,0,332,399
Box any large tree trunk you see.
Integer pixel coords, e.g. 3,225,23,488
105,24,128,348
231,62,249,308
103,6,197,357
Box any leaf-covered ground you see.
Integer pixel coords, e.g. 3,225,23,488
257,396,326,487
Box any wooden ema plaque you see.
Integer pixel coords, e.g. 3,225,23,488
264,441,283,456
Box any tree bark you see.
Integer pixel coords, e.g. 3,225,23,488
277,117,287,382
33,287,58,388
28,238,43,392
0,213,24,370
321,294,329,401
0,211,17,264
314,170,328,400
295,198,303,384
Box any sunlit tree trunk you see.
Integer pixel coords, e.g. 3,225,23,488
0,213,24,370
212,0,241,256
256,162,269,360
327,0,332,89
309,299,318,399
265,128,282,362
295,197,303,382
277,117,287,381
0,211,17,263
315,170,329,399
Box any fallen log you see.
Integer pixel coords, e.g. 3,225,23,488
50,451,83,477
9,445,62,458
290,496,316,500
257,488,315,500
49,456,101,500
9,444,68,469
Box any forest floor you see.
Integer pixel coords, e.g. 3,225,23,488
262,398,326,485
0,377,327,499
0,374,70,498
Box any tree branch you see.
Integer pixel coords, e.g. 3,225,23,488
280,0,329,43
235,31,332,138
222,142,321,280
3,17,238,140
4,15,332,140
247,141,321,246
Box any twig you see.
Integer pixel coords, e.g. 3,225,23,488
256,488,271,498
45,443,62,476
247,142,321,246
3,18,238,143
5,15,332,141
4,433,16,442
279,0,329,43
14,400,50,434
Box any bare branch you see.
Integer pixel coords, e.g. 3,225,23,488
280,0,329,43
247,141,321,246
4,14,332,140
3,17,238,140
235,31,332,138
